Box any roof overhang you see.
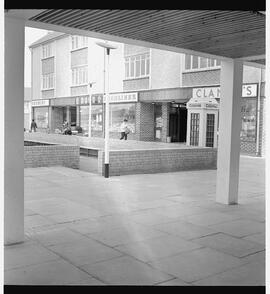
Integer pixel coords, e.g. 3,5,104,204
5,9,265,66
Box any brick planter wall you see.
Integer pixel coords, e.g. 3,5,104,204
24,144,80,169
98,147,217,176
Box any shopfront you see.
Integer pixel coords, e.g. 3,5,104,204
191,83,260,153
32,99,50,132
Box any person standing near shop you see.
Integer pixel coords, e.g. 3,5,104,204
120,119,130,140
30,119,37,132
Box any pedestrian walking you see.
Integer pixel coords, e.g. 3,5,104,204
120,119,130,140
30,119,37,132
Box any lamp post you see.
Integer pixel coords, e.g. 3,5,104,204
96,42,117,178
88,82,96,138
96,41,117,178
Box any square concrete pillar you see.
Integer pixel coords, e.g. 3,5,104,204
216,59,243,204
4,16,25,244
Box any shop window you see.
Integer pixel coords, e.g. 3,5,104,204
72,66,88,86
34,107,49,129
200,57,207,68
109,103,136,133
125,53,150,79
206,114,215,147
92,105,103,131
241,98,257,142
42,73,55,90
71,35,88,50
42,42,53,59
190,113,200,146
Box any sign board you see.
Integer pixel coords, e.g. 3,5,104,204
75,95,89,105
32,99,50,107
192,84,258,99
104,92,138,103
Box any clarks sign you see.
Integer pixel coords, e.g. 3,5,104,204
192,84,257,99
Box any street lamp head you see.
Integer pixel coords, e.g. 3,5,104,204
96,41,117,55
88,81,96,87
96,41,118,50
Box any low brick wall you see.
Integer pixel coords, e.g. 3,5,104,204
24,144,80,169
98,148,217,176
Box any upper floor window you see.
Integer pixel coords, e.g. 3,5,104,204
72,66,88,86
185,54,221,71
71,35,88,50
42,73,55,90
125,53,150,79
42,43,53,59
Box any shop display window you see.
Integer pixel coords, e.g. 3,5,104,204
34,107,49,129
241,98,257,142
109,103,135,133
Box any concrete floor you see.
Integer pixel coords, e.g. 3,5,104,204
4,155,265,285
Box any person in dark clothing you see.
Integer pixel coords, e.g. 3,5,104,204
30,119,37,132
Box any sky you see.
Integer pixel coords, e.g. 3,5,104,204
24,27,48,88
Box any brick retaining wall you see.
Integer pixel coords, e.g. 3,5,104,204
98,148,217,176
24,144,80,169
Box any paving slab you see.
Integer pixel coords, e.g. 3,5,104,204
193,261,265,286
210,219,265,237
191,233,264,258
49,237,124,267
115,235,202,262
81,256,174,285
148,247,245,283
87,224,168,247
4,259,92,285
4,243,60,271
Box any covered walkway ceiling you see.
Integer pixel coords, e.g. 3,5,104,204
28,9,265,64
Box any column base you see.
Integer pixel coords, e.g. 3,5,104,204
104,163,109,178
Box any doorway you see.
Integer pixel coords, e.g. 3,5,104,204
169,104,187,142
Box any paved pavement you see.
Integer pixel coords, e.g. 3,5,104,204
4,155,265,285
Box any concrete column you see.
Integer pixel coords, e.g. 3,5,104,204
4,16,25,244
216,59,243,204
66,106,70,124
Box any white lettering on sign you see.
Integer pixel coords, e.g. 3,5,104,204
103,92,138,103
32,99,50,107
193,84,258,99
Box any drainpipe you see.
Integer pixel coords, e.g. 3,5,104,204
255,68,262,156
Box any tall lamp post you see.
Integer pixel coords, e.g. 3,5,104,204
88,81,96,138
96,41,117,178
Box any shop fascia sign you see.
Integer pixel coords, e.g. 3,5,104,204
103,92,138,103
31,99,50,107
192,84,257,99
75,92,138,105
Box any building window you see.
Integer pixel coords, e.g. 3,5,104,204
190,113,200,146
109,103,136,133
206,114,215,147
125,53,150,79
240,98,257,142
42,43,53,59
71,35,88,50
33,107,49,129
72,66,88,86
42,73,55,90
185,54,221,71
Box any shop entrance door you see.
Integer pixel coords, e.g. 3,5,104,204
169,105,187,142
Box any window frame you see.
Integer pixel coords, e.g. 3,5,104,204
71,35,88,51
71,64,88,86
184,54,221,72
41,73,55,90
42,42,53,59
124,53,150,80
